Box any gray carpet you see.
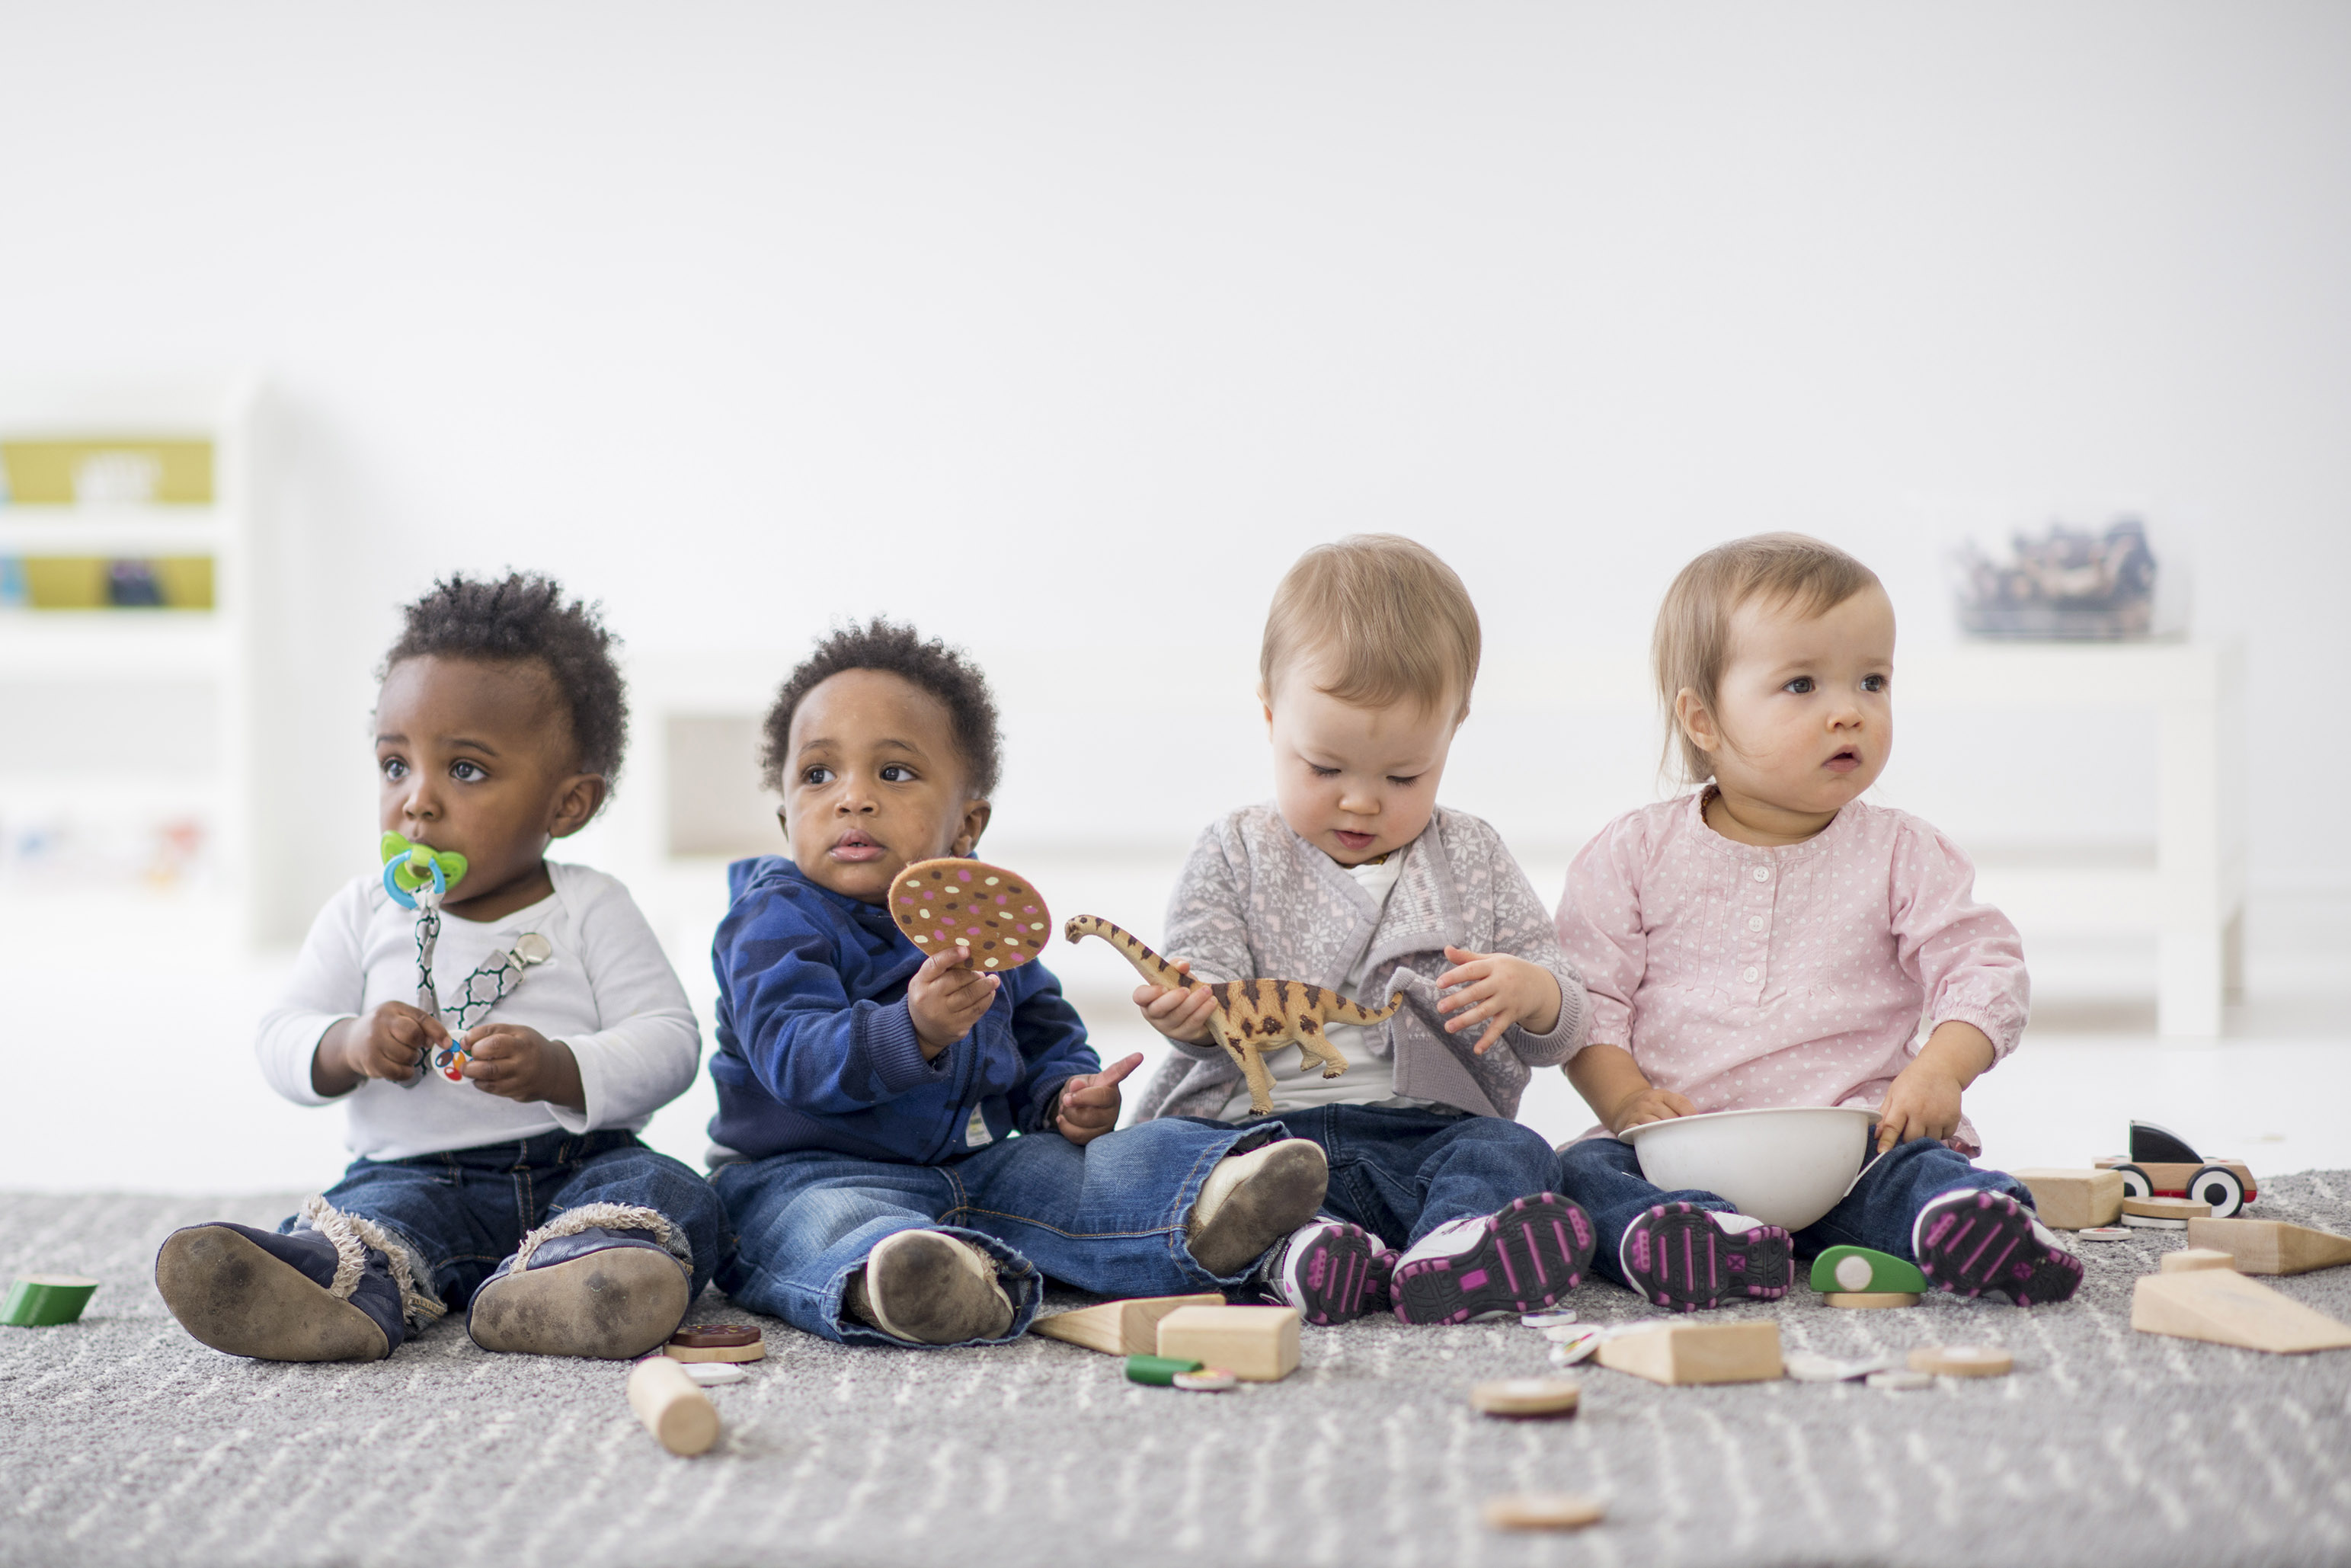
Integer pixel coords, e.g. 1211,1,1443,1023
5,1178,2351,1568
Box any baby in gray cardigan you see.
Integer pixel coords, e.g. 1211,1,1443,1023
1127,535,1598,1326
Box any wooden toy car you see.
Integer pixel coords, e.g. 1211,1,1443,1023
2095,1122,2257,1217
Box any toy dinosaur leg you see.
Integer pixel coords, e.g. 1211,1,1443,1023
1207,1018,1277,1117
1301,1029,1350,1081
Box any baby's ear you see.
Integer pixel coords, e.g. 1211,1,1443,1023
953,797,993,856
549,773,609,839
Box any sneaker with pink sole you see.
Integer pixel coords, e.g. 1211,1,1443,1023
1390,1192,1595,1326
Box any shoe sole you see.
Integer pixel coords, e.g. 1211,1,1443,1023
1392,1194,1595,1326
852,1230,1015,1345
469,1245,692,1358
1188,1141,1331,1278
1620,1202,1792,1312
155,1225,389,1362
1916,1190,2084,1305
1282,1224,1384,1326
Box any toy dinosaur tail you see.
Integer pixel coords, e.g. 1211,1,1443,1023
1323,990,1406,1026
1064,915,1194,991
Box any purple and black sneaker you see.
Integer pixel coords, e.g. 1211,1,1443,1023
1257,1219,1393,1325
1619,1202,1793,1311
1914,1189,2084,1306
1390,1192,1596,1326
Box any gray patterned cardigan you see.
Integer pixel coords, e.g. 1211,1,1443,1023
1132,803,1588,1122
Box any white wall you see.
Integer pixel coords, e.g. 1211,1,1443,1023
5,2,2348,930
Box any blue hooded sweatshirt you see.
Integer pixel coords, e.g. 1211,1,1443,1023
707,855,1098,1164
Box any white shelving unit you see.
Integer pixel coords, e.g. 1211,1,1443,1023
0,378,262,950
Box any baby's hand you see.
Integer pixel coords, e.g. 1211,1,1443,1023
460,1022,584,1111
1134,958,1216,1045
1435,947,1563,1054
1052,1053,1144,1147
344,1001,449,1083
1874,1058,1966,1153
909,946,1002,1060
1609,1086,1696,1134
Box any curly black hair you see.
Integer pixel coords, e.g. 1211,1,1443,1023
760,619,1002,798
381,571,628,782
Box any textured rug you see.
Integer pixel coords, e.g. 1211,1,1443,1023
5,1176,2351,1568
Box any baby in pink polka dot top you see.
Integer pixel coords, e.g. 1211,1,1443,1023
1550,534,2082,1313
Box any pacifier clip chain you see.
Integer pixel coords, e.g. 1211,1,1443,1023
380,834,552,1084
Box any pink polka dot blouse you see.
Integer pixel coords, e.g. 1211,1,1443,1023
1554,790,2028,1155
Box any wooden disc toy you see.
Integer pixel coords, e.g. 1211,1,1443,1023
1823,1291,1920,1310
1484,1493,1605,1531
1866,1369,1933,1391
664,1323,766,1364
2122,1196,2210,1223
1909,1344,2012,1378
890,859,1052,971
2078,1226,2134,1241
1470,1377,1582,1418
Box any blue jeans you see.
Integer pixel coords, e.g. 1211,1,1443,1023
714,1118,1275,1348
291,1131,728,1310
1554,1133,2032,1288
1199,1105,1560,1248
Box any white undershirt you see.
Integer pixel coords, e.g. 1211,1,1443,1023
1219,853,1435,1118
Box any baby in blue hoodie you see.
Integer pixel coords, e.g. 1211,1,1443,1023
708,621,1329,1348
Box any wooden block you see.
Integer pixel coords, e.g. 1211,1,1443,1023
1595,1320,1781,1386
664,1323,766,1364
1155,1304,1300,1382
1031,1294,1225,1356
1908,1345,2012,1378
628,1355,719,1456
2012,1168,2125,1230
1822,1291,1918,1309
2186,1218,2351,1276
2161,1249,2237,1274
2122,1196,2210,1222
1483,1493,1605,1531
2132,1268,2351,1355
1470,1378,1581,1418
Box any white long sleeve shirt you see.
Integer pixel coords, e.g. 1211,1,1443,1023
256,861,702,1161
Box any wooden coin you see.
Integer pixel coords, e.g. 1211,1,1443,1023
2121,1196,2210,1221
1908,1344,2013,1378
666,1323,766,1364
1470,1377,1581,1418
889,859,1053,972
1484,1493,1605,1531
1822,1291,1919,1309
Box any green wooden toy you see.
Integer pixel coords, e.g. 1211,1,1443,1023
2,1275,99,1326
1809,1246,1927,1295
1124,1354,1205,1386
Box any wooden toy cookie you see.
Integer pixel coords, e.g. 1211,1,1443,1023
664,1323,766,1364
891,859,1052,972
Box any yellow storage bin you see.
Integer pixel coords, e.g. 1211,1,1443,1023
20,555,214,610
0,439,214,505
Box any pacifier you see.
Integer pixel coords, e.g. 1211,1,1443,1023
381,831,469,910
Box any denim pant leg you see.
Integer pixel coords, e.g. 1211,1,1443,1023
299,1153,516,1314
1552,1135,1736,1288
543,1141,730,1301
955,1117,1275,1294
713,1150,1038,1348
1257,1106,1559,1247
1793,1138,2035,1262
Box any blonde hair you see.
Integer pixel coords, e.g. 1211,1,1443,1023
1654,533,1882,785
1260,534,1481,721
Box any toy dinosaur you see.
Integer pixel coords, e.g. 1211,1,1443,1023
1064,915,1404,1115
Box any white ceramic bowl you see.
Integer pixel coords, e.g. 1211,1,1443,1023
1620,1106,1879,1230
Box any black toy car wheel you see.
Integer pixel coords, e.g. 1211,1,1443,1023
2186,1164,2244,1218
2115,1164,2154,1201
